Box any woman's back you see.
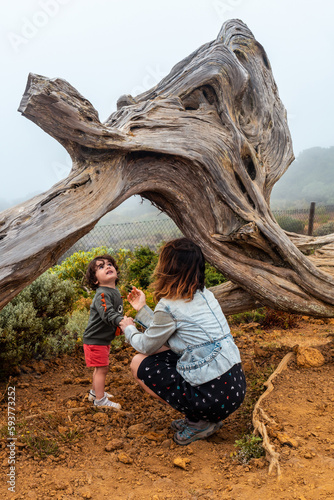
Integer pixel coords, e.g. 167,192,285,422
156,287,231,346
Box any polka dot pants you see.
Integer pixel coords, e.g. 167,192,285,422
137,349,246,422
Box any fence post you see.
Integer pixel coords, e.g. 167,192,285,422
307,202,316,236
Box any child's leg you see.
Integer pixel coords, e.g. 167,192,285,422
92,365,109,400
130,354,169,405
92,368,97,392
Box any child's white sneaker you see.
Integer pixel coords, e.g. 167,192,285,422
93,396,121,410
88,390,114,402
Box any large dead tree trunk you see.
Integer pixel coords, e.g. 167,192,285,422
1,20,334,316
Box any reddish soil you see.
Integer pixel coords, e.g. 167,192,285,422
1,316,334,500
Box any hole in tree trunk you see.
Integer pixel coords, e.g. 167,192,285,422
242,155,256,180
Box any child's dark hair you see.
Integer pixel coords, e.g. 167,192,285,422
152,238,205,301
86,255,119,290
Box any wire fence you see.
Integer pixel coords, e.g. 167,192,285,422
60,218,183,260
60,204,334,261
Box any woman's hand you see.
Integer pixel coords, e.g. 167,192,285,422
127,286,146,311
119,316,135,332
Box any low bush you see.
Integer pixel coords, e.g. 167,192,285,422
125,246,158,289
228,308,266,326
65,309,90,344
314,221,334,236
0,272,76,377
234,434,264,463
275,215,305,234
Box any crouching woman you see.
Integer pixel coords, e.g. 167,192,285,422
121,238,246,445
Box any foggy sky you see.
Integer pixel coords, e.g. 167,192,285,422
1,0,333,210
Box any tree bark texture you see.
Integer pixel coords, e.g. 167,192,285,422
1,20,333,316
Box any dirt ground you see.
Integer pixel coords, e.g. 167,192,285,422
1,316,334,500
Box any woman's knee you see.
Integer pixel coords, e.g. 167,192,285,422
130,354,147,379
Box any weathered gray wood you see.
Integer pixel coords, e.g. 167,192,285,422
1,19,334,317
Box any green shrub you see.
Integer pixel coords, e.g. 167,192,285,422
125,246,159,289
314,221,334,236
0,273,76,376
51,246,116,294
228,308,266,325
205,263,227,287
275,215,305,234
65,309,90,344
234,434,264,463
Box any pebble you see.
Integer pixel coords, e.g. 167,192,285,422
173,457,190,470
93,413,109,425
126,423,146,438
275,432,299,448
118,452,133,464
81,490,92,499
105,439,124,452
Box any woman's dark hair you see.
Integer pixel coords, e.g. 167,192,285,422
86,255,119,290
152,238,205,301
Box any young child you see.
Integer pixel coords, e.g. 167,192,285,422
83,254,126,409
121,238,246,444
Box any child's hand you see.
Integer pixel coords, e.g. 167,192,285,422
119,316,135,332
127,286,146,311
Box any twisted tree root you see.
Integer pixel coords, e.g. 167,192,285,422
252,352,294,476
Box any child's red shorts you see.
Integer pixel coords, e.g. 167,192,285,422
83,344,110,367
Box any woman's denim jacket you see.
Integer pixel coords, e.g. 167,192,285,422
124,288,241,386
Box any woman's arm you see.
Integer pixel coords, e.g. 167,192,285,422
122,310,176,355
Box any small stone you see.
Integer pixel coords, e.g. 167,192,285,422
55,480,70,491
81,489,92,499
66,400,78,409
275,432,299,448
93,412,109,425
173,456,190,470
17,382,30,388
249,457,267,468
118,452,133,464
304,452,313,459
296,346,325,368
126,423,146,438
74,377,91,385
105,439,124,452
39,385,53,392
143,432,165,442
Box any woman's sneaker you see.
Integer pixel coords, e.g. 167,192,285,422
173,421,222,445
88,390,114,402
93,396,121,410
170,418,189,431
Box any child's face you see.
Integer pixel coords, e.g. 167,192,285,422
94,259,118,288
